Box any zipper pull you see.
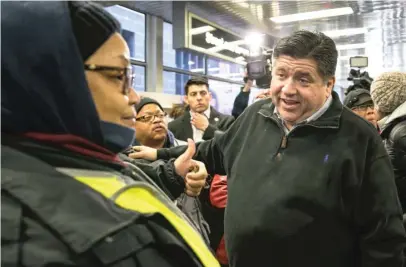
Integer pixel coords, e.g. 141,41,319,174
281,135,288,148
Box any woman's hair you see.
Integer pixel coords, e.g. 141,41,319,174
169,103,187,119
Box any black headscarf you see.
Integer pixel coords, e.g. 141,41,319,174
1,1,134,154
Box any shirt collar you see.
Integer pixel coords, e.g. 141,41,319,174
190,107,211,119
274,94,333,132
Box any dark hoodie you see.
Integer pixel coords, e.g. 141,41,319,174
1,3,215,266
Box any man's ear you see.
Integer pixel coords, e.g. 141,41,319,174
326,76,335,96
183,95,189,105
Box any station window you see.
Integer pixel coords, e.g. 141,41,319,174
163,22,205,74
207,57,245,82
132,65,145,92
163,71,191,95
105,5,145,62
208,80,241,115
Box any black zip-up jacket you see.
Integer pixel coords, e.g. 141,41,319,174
156,92,406,267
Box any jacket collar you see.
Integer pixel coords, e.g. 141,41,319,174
259,91,343,130
380,102,406,135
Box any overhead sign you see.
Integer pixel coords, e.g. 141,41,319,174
172,6,272,64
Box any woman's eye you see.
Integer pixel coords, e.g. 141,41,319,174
115,74,124,81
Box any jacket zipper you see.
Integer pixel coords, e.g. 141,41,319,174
258,111,336,152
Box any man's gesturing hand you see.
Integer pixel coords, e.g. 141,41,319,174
174,139,207,196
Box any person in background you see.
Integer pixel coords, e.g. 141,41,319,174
169,77,235,142
343,89,378,129
128,97,210,244
169,103,187,120
231,77,253,118
131,30,406,267
1,2,218,266
134,97,186,149
370,71,406,213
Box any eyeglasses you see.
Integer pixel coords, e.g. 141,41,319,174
352,104,374,112
84,64,135,95
136,112,167,123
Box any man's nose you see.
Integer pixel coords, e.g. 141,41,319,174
152,115,163,123
281,79,296,95
128,88,140,106
367,106,375,115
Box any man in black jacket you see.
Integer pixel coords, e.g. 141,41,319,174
131,30,406,267
169,77,235,142
1,2,218,266
371,72,406,212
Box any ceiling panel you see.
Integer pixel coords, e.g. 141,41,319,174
100,1,406,86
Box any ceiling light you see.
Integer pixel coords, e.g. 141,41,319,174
336,43,367,50
323,27,368,38
190,26,216,35
270,7,353,24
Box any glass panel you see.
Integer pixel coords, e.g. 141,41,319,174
132,65,145,92
163,22,205,73
207,57,245,82
105,5,145,62
208,80,241,115
163,71,191,95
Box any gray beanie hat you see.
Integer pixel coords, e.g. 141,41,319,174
370,71,406,114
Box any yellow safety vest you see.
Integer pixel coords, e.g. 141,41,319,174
66,172,219,267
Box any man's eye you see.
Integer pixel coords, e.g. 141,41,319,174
299,78,309,84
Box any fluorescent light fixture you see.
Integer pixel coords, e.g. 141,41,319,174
270,7,353,24
323,27,368,38
336,43,367,50
190,26,216,35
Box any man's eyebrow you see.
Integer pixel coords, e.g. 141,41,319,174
295,71,313,78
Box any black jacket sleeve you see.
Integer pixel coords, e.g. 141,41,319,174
158,131,231,176
354,141,406,266
121,155,185,200
202,116,235,141
232,90,250,118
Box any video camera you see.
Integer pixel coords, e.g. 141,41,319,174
345,56,373,95
244,49,273,89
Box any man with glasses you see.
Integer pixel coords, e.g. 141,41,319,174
133,97,186,148
126,97,210,244
344,89,378,129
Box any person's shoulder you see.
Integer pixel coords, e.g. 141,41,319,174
168,115,185,127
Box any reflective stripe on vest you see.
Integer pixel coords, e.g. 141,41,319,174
74,176,219,267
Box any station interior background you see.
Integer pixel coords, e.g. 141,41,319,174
99,1,406,115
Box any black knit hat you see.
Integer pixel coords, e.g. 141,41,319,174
68,1,121,61
135,97,164,114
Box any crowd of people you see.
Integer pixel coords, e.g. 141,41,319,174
2,1,406,267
